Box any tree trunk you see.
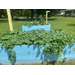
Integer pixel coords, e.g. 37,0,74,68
12,15,13,20
0,15,2,18
31,9,33,20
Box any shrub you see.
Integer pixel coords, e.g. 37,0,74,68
32,20,39,25
39,15,45,25
22,9,31,18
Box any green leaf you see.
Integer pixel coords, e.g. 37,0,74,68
58,54,61,57
12,51,16,55
43,46,47,51
69,51,72,53
28,51,30,54
39,40,44,44
46,43,49,47
69,43,72,47
7,47,12,51
74,48,75,52
46,54,50,57
34,41,37,45
38,45,42,49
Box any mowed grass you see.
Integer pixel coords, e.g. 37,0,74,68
48,16,75,36
0,17,31,37
0,16,75,37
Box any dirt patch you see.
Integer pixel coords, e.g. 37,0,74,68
55,60,75,65
3,59,75,65
15,63,47,65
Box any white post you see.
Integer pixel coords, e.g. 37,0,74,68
7,9,13,31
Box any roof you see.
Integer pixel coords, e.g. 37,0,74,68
59,10,65,13
64,9,75,11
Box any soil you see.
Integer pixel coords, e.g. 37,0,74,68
55,60,75,65
3,60,75,65
16,60,75,65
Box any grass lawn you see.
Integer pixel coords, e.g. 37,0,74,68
0,16,75,37
0,17,31,37
48,16,75,36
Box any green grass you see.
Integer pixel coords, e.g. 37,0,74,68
0,16,75,37
0,17,31,37
48,16,75,36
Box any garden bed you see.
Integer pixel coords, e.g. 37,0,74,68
0,44,75,65
0,29,75,65
22,24,51,31
22,15,51,31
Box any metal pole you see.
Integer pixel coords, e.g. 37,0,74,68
46,11,47,24
46,11,50,24
7,9,13,31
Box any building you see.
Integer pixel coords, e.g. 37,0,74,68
59,10,65,16
64,9,75,17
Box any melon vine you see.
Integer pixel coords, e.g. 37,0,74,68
0,29,75,64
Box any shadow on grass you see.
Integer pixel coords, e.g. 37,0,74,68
13,18,36,21
67,24,75,26
48,18,57,21
0,18,35,22
0,20,8,23
14,18,57,21
0,17,57,22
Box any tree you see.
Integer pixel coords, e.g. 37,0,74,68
0,9,7,18
11,9,17,19
22,9,31,18
48,9,59,16
30,9,45,20
9,9,61,20
10,9,23,19
31,9,34,20
18,9,23,16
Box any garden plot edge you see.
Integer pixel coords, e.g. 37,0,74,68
0,44,75,64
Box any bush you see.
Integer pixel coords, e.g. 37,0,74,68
32,20,39,25
39,15,45,25
22,9,31,18
24,15,46,26
14,17,19,20
0,9,7,18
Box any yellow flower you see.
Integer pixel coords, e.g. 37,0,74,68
9,46,11,47
11,55,13,56
59,52,61,53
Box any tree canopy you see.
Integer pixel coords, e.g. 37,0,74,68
22,9,31,18
0,9,62,20
0,9,7,18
